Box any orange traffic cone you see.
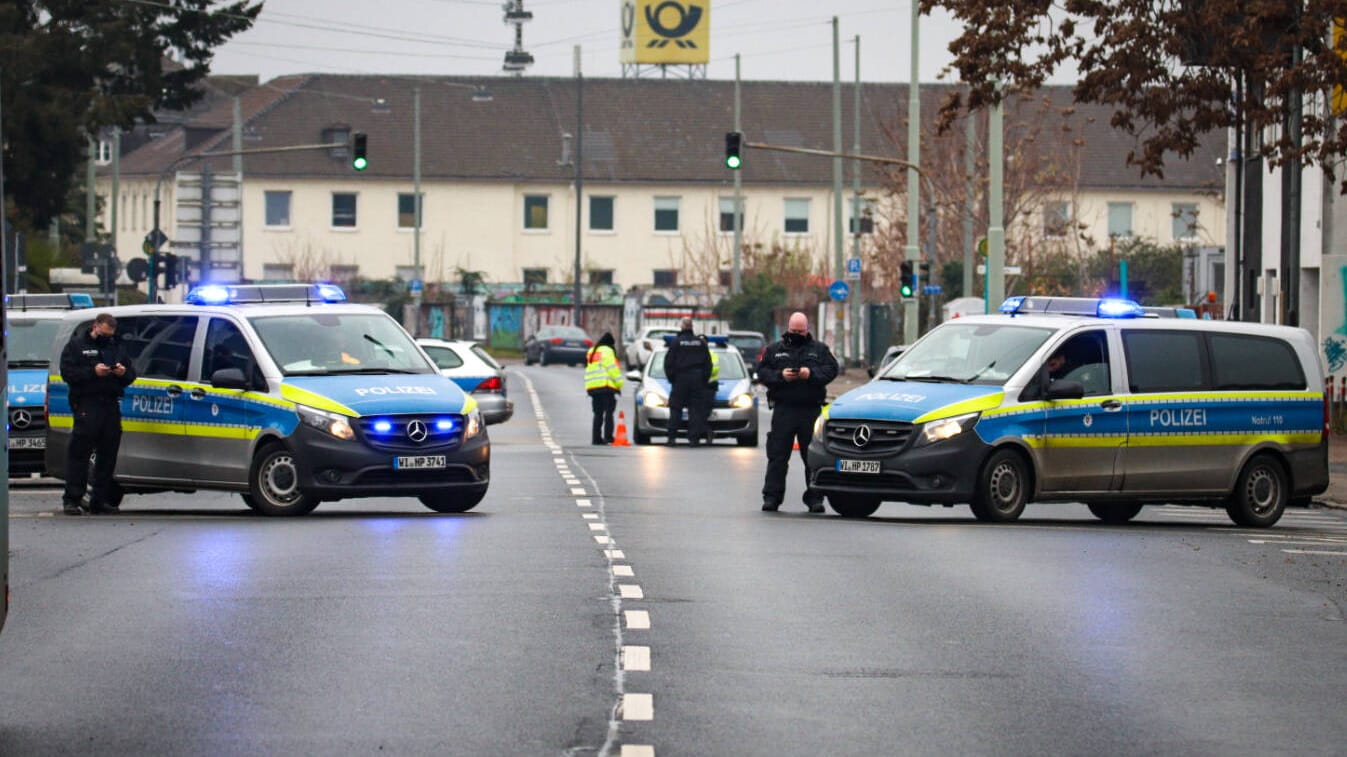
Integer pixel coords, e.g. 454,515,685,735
612,411,631,447
792,440,800,450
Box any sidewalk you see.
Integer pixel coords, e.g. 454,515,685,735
825,366,1347,511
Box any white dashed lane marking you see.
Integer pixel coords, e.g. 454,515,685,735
622,645,651,671
604,549,624,559
613,565,635,577
625,610,650,629
619,584,644,599
1282,548,1347,555
622,693,654,721
621,746,655,757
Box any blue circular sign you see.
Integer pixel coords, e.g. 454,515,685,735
828,280,850,302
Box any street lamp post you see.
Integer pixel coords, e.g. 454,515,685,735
412,85,422,337
573,46,584,326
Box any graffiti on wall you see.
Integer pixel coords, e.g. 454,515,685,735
489,304,524,350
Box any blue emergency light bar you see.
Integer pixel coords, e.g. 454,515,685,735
662,334,730,346
186,283,347,306
1000,296,1144,319
4,292,95,310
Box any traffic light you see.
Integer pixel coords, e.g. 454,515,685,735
724,131,743,170
155,252,180,288
351,132,368,171
918,261,931,288
899,261,914,298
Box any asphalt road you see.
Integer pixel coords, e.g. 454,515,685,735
3,365,1347,756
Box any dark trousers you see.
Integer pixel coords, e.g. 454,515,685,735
590,390,617,443
666,374,706,444
63,401,123,507
762,404,821,505
696,382,717,443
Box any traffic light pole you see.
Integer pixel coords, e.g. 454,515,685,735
148,141,346,301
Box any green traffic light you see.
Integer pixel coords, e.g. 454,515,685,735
352,156,368,171
900,284,913,298
725,154,742,170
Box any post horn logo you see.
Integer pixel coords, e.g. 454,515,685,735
645,1,703,48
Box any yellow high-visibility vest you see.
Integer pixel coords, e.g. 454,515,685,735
584,345,623,392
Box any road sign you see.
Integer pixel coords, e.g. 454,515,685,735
845,257,861,281
409,279,424,294
977,237,988,256
828,280,850,302
976,265,1022,275
922,284,942,295
143,229,169,255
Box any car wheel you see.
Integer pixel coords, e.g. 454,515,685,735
1225,454,1288,528
525,350,536,366
1086,502,1144,524
540,350,549,366
736,430,758,447
240,493,260,511
970,448,1030,522
828,494,880,518
248,444,320,516
419,489,486,513
633,413,650,445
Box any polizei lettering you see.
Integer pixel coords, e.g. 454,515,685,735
1149,407,1207,428
353,385,437,397
131,395,174,415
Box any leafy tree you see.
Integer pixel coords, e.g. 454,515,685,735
715,272,786,336
923,0,1347,189
0,0,261,229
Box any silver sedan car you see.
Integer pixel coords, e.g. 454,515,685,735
627,344,758,446
416,338,514,424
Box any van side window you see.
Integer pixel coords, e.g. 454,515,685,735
1046,330,1111,396
1122,330,1206,393
1209,334,1305,390
121,315,198,381
204,317,263,387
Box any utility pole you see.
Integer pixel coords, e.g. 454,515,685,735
412,85,422,337
963,116,975,298
850,35,862,365
831,17,846,360
732,54,742,295
987,90,1006,311
108,128,120,305
903,6,920,343
572,45,584,327
86,137,96,242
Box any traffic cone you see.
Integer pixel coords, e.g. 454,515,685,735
612,411,631,447
793,440,800,450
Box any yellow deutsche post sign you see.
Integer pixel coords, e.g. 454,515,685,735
620,0,710,65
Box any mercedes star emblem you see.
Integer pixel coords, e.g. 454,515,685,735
852,424,872,447
10,409,31,430
407,419,429,443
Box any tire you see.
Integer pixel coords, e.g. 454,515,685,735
419,489,486,513
1086,502,1144,524
828,493,881,518
540,350,549,366
247,444,320,516
1226,454,1288,528
736,430,759,447
970,448,1030,522
240,493,261,511
633,422,651,445
525,351,536,366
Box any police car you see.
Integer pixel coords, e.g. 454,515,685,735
807,296,1329,527
44,284,489,515
626,336,758,446
5,293,94,476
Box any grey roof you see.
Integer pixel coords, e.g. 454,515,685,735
117,75,1224,193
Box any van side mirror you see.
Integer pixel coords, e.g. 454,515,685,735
211,367,249,391
1045,379,1085,400
625,370,642,382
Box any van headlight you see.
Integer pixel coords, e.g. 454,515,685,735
297,404,355,440
463,409,483,439
642,391,667,408
730,393,753,409
917,412,979,446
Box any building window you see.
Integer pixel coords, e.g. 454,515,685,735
398,193,423,229
654,196,679,232
323,127,350,159
784,198,810,234
1107,202,1133,238
523,268,548,286
718,270,732,288
1043,201,1071,238
588,269,614,285
329,264,359,282
849,198,876,234
95,140,112,165
718,197,743,232
265,191,292,227
1172,202,1199,241
332,193,357,228
589,196,615,231
524,195,549,230
262,263,294,281
653,269,678,287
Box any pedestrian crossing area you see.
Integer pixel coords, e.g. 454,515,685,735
1147,505,1347,555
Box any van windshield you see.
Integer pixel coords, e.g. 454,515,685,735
879,323,1055,385
7,318,62,367
250,313,435,376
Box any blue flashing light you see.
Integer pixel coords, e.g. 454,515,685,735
434,418,456,432
1175,308,1197,319
68,293,95,308
316,283,347,302
372,420,393,434
185,283,349,305
999,296,1026,314
1096,298,1144,318
186,285,232,305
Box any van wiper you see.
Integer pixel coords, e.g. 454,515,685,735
960,361,996,384
896,374,965,383
328,367,421,374
363,334,396,358
8,359,48,368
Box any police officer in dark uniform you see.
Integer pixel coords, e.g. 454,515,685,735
662,317,712,446
757,311,838,512
59,313,136,515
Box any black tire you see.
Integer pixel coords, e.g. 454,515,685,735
1226,454,1288,528
419,489,486,513
1086,502,1144,524
247,444,320,516
736,430,759,447
539,350,549,366
970,448,1030,522
524,351,535,366
828,494,881,518
240,493,261,511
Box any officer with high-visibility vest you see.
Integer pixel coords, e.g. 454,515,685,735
585,331,624,444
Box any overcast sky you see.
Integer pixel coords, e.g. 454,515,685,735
208,0,1016,85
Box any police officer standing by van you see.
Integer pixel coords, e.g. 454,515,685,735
663,317,712,446
758,312,837,512
59,313,136,515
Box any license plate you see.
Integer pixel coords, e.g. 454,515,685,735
394,455,446,470
837,459,880,474
8,437,44,450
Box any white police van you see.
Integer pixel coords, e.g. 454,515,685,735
808,296,1329,527
44,284,489,515
6,293,94,476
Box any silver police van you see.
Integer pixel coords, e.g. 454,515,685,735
808,297,1329,527
45,284,490,515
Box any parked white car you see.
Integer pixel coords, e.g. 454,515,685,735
624,326,679,370
416,338,514,425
